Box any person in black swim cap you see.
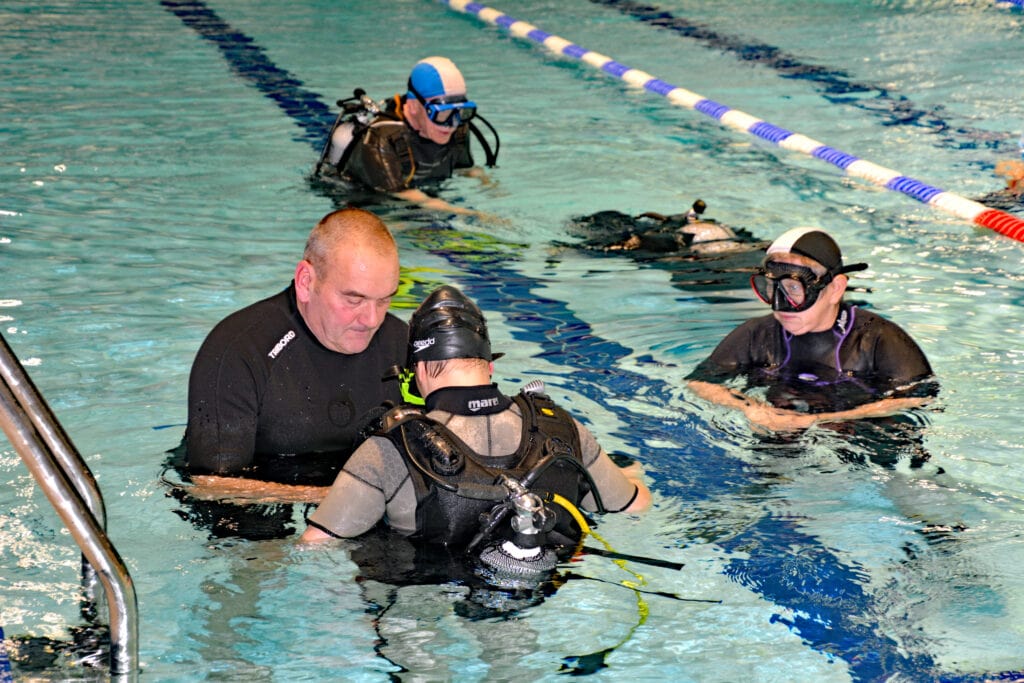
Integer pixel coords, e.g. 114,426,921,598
406,284,499,372
301,284,650,544
686,227,936,432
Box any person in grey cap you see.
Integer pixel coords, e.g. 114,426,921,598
686,227,935,432
301,285,650,552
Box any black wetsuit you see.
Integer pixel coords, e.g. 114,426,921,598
689,304,938,470
339,97,474,193
185,282,407,486
688,304,935,413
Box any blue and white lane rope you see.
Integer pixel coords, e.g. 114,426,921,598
437,0,1024,243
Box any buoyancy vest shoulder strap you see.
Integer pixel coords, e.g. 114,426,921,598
373,394,589,545
376,393,586,497
513,391,583,470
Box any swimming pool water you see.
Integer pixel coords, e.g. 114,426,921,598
3,0,1024,680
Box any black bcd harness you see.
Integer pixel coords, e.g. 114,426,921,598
374,391,598,552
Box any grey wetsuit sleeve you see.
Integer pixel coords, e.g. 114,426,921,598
574,418,639,513
307,436,413,537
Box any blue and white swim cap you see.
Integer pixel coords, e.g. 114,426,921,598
407,57,467,100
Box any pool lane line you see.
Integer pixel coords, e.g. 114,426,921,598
590,0,1014,155
159,1,335,147
436,0,1024,244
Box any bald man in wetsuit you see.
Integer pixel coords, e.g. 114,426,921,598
174,208,407,537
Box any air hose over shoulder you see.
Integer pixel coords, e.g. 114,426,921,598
468,113,500,167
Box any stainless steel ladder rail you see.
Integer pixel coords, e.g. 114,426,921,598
0,333,107,620
0,333,138,676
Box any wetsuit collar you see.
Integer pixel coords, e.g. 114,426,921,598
286,281,319,345
425,384,512,416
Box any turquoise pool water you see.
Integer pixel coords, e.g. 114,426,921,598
3,0,1024,679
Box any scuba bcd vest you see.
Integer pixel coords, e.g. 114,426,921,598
314,88,500,177
373,387,598,556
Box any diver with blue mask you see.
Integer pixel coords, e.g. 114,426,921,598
316,56,501,220
687,227,936,432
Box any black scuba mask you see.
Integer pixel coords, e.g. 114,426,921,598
750,262,833,313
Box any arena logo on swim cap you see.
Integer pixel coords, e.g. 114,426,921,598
412,337,436,354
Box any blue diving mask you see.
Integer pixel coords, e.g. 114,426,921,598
407,82,477,128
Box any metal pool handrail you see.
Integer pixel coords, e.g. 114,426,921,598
0,333,138,677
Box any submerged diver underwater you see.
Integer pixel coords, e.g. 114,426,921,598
557,199,769,299
566,199,761,256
